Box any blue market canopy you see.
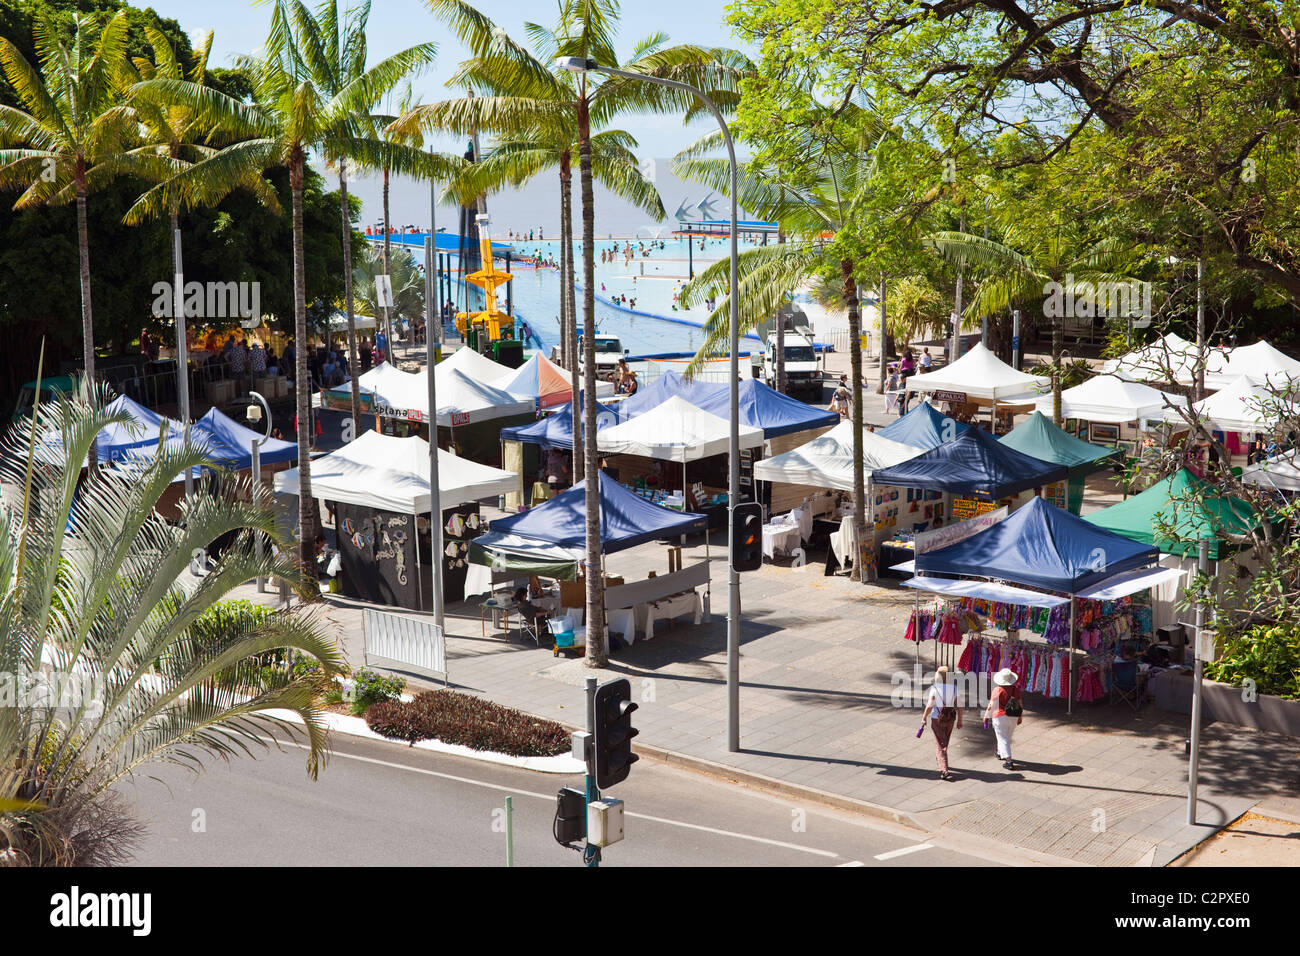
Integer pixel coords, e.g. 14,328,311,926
488,478,705,553
191,407,298,470
500,400,621,450
872,426,1068,499
616,371,837,438
915,496,1158,594
98,394,184,462
876,401,971,450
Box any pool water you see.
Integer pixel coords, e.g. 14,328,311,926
400,234,770,360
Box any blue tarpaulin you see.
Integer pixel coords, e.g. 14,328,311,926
617,372,837,438
871,426,1068,499
499,400,620,450
915,496,1158,594
488,478,706,553
876,401,971,450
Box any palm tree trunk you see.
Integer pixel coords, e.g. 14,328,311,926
75,167,97,473
578,93,606,667
843,259,870,583
561,151,582,481
291,150,320,587
776,309,786,394
340,164,361,425
383,166,392,356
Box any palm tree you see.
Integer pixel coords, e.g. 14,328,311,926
0,12,136,470
925,227,1142,424
129,22,450,586
123,25,280,490
0,380,343,865
351,242,425,326
674,107,891,581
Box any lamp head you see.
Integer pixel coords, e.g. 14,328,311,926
246,403,262,423
558,56,598,73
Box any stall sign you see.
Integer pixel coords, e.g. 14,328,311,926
451,411,472,427
933,390,967,404
950,496,1000,522
916,505,1007,554
406,408,424,424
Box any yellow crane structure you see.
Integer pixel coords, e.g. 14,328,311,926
455,226,514,342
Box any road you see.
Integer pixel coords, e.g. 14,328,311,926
122,734,1000,867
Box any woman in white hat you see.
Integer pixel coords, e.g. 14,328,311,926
985,668,1023,770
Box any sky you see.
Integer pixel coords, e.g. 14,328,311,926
145,0,746,235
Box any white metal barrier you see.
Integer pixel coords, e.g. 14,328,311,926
363,608,447,681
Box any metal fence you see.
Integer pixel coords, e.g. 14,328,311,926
363,607,446,681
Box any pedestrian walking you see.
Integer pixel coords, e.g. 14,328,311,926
985,668,1023,770
921,665,963,780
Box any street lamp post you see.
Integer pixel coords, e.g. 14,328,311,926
246,390,272,592
560,56,743,751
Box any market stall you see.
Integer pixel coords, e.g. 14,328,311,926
1102,332,1200,385
596,395,765,521
1162,374,1299,436
1031,375,1171,450
998,411,1121,514
1084,467,1258,629
494,353,615,409
272,431,519,609
497,398,621,509
479,477,711,644
1204,339,1300,390
902,342,1049,431
909,496,1175,713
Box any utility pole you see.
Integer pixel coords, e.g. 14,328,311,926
424,235,444,634
584,676,600,868
952,208,966,363
1195,257,1206,401
1187,538,1209,824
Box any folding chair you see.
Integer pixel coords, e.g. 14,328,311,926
1111,660,1144,712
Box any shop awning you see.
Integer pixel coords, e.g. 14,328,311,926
467,531,580,580
871,426,1068,499
1073,565,1186,601
902,576,1070,608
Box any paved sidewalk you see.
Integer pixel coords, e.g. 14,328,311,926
226,345,1296,866
225,527,1296,867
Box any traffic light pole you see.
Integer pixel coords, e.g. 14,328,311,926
584,675,600,868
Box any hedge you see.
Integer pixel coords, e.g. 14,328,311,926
365,690,571,757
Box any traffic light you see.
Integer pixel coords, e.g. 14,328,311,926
731,501,764,572
593,678,638,789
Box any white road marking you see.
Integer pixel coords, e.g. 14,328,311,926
273,738,842,859
836,860,866,867
874,843,934,861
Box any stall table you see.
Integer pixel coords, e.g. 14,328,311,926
636,590,703,640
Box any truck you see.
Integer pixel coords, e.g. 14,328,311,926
577,330,628,379
761,331,822,401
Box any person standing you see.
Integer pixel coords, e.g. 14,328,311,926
985,668,1023,770
921,665,963,781
920,347,933,372
897,350,916,415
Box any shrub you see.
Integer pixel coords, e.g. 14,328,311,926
1205,624,1300,700
343,668,406,716
365,690,571,757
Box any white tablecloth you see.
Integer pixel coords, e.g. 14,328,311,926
830,517,857,566
762,522,801,558
636,591,702,640
608,607,637,641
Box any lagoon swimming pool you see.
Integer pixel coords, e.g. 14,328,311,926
389,233,769,360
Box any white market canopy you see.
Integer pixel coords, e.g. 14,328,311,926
596,395,764,462
904,342,1050,401
272,431,518,513
438,345,516,382
347,361,532,425
1163,374,1300,434
1205,340,1300,390
1034,374,1172,424
1243,449,1300,492
752,420,921,491
1103,333,1200,385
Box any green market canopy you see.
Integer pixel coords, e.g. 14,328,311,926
999,412,1120,479
1083,468,1256,558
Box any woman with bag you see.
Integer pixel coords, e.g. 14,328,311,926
920,665,962,780
985,668,1024,770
